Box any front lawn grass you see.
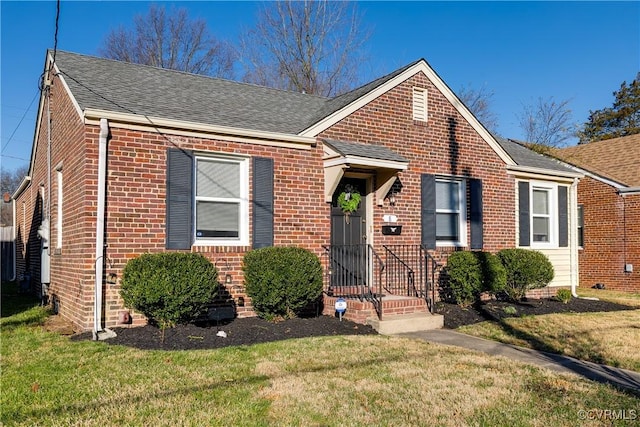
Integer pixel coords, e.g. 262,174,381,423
2,295,638,426
459,289,640,371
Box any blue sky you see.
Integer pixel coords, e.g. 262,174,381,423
1,1,639,175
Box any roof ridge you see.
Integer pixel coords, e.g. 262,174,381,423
54,49,330,100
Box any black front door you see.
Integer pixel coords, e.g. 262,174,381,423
330,178,367,288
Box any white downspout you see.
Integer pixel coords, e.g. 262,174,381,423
570,177,580,298
10,196,16,281
93,118,112,340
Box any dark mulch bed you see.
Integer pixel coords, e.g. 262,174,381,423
436,297,636,329
71,315,377,351
70,296,636,351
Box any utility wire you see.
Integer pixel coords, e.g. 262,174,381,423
3,0,60,155
1,90,39,153
52,0,60,66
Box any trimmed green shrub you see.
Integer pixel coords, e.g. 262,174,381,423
443,251,482,306
120,252,218,333
497,248,555,301
243,247,323,320
475,251,507,296
441,251,507,306
556,288,572,304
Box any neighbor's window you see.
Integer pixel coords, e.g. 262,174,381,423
436,178,466,245
194,156,248,245
577,204,584,248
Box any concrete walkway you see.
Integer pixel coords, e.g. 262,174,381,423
400,329,640,396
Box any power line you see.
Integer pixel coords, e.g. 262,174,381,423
52,0,60,65
1,90,39,154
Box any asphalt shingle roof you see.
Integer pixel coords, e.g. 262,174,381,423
552,134,640,187
323,139,409,163
54,51,584,179
495,138,577,174
54,51,422,136
54,50,328,134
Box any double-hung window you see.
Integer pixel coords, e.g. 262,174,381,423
56,167,63,250
577,204,584,248
194,156,248,245
532,187,551,243
435,178,466,245
529,183,557,248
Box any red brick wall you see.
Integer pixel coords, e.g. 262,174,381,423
320,72,515,256
578,176,639,291
14,70,96,329
98,130,327,328
18,68,522,331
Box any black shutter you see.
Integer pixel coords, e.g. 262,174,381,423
558,186,568,247
253,157,274,249
470,179,483,250
421,174,436,249
166,148,193,249
518,181,530,247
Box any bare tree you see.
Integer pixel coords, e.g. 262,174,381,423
99,5,236,78
1,165,28,226
239,1,370,96
517,97,575,151
458,84,499,135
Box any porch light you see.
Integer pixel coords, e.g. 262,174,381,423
225,273,232,284
389,192,397,206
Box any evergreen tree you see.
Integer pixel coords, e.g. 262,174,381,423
579,73,640,143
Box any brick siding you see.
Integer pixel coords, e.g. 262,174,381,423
16,69,525,331
578,176,639,292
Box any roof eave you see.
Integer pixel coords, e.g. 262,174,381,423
12,176,32,199
618,187,640,195
83,109,317,149
324,155,409,171
507,165,583,181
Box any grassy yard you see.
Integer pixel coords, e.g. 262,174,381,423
1,285,638,426
459,289,640,371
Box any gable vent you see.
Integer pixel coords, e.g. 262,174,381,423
413,87,427,122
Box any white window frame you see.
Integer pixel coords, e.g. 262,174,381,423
56,166,63,249
193,154,249,247
412,87,427,122
435,177,467,247
530,181,557,249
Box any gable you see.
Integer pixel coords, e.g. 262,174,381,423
299,60,514,166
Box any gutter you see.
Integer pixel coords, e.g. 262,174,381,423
93,118,116,341
507,164,583,181
12,176,32,200
83,109,316,149
619,186,640,196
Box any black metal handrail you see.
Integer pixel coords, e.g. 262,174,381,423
322,244,384,318
383,246,417,297
383,245,441,313
420,246,441,313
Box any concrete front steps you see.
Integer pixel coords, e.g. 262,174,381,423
323,293,443,334
367,312,444,335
